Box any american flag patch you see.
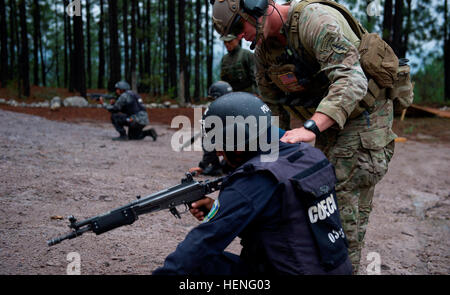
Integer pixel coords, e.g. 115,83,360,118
279,72,298,85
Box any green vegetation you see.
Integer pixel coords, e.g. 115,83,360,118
412,56,446,104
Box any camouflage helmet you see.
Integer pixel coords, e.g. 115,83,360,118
211,0,268,36
211,0,241,37
208,81,233,99
114,81,131,91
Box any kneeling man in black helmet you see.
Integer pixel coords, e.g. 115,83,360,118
189,81,233,177
153,92,352,275
101,81,157,141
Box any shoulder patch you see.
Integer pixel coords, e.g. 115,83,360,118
331,41,349,54
202,199,220,223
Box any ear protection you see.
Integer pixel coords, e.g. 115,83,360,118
242,0,269,19
210,0,270,48
242,0,269,50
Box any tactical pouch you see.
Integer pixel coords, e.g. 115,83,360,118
359,33,399,89
267,64,306,93
388,60,414,111
290,160,349,270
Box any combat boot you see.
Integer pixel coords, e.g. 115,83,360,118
150,128,158,141
112,135,128,141
143,128,158,141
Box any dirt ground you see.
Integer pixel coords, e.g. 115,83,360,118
0,105,449,275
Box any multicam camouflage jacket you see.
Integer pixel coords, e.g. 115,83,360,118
255,1,396,150
220,45,259,94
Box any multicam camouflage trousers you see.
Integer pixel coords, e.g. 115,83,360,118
318,101,397,274
327,137,394,274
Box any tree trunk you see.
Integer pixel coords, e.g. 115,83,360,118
54,2,60,87
382,0,393,45
186,0,193,101
86,0,92,88
193,0,201,101
392,0,404,57
39,25,46,86
156,0,162,96
130,0,137,91
123,0,129,83
167,0,177,97
144,0,151,93
64,0,68,88
445,0,449,101
67,2,74,93
178,0,187,103
108,0,121,92
205,0,213,90
0,0,8,87
400,0,412,58
32,0,40,85
8,0,18,80
161,0,168,94
98,0,105,89
18,0,29,97
73,9,86,97
137,2,144,91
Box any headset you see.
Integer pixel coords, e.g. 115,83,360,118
211,0,283,49
241,0,269,19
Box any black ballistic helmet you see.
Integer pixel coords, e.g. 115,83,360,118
202,92,272,152
114,81,131,91
208,81,233,99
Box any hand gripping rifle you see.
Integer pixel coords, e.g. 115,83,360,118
47,173,223,246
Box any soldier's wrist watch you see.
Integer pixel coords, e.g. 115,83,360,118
303,119,321,137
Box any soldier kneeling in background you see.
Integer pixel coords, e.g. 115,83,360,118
101,81,157,142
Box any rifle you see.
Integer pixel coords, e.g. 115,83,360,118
88,93,116,101
47,173,223,246
178,131,202,151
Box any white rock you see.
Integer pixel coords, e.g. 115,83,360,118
63,96,88,107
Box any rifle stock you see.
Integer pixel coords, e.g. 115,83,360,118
47,173,223,246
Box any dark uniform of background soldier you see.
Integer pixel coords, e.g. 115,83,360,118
189,81,233,176
211,0,413,274
102,81,157,141
153,92,352,275
220,34,259,94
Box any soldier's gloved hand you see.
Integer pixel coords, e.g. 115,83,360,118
190,197,214,221
188,167,203,175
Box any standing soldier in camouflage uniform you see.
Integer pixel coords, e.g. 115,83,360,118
220,34,259,94
212,0,398,274
101,81,157,141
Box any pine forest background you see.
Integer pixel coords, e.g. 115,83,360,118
0,0,448,104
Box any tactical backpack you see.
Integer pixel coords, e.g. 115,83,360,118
288,0,414,112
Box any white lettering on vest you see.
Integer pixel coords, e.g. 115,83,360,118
308,194,337,224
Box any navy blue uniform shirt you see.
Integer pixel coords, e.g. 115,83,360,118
153,142,299,275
